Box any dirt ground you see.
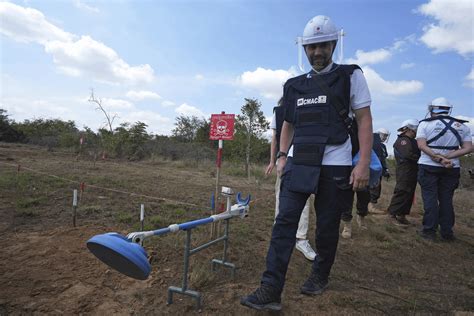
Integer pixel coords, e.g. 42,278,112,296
0,142,473,315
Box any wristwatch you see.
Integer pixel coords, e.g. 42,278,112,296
276,151,288,159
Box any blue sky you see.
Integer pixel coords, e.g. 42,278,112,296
1,0,473,152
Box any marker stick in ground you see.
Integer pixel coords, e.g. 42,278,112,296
73,189,78,227
140,204,145,231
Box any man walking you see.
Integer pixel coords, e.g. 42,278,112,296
368,128,390,214
241,15,372,311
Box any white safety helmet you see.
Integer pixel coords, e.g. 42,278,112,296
376,128,390,143
297,15,344,72
301,15,340,45
397,119,419,133
428,97,453,115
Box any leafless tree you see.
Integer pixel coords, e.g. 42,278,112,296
88,89,117,133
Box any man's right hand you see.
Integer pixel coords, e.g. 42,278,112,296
276,157,287,177
265,162,275,176
350,161,370,190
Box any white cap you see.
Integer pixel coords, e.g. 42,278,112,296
397,119,419,132
376,128,389,135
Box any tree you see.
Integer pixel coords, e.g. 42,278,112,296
127,121,150,159
237,98,269,178
0,109,24,142
88,89,117,133
172,115,207,143
195,119,211,144
14,117,78,148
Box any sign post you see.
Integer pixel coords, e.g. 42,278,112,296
209,112,235,238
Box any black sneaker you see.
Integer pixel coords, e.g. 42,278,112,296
300,272,328,295
440,234,456,242
396,215,411,226
388,214,405,227
417,230,436,241
240,284,282,311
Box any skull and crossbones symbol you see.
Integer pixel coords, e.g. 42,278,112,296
216,120,229,135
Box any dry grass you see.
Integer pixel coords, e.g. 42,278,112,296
0,142,473,315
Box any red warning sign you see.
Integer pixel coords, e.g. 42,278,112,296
209,114,235,140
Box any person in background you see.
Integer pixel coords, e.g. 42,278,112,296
416,97,472,241
340,127,387,238
340,189,370,238
266,100,317,261
387,119,421,226
367,128,389,214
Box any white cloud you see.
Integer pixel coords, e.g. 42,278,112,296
346,48,392,66
122,111,172,135
126,90,161,101
239,67,296,100
73,0,100,13
175,103,206,117
417,0,474,56
161,100,175,107
195,74,204,80
2,96,172,135
3,96,98,129
0,2,74,44
101,98,134,110
0,2,155,85
363,66,424,96
45,36,154,84
463,68,474,88
346,35,417,67
5,98,69,117
401,63,416,69
392,34,417,51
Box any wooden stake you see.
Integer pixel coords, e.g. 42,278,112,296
72,189,78,227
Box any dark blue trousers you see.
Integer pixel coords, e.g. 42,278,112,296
341,189,370,222
261,160,352,293
418,164,460,238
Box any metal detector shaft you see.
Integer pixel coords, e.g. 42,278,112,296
126,192,250,244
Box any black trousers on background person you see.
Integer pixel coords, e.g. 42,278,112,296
341,189,370,222
418,165,460,238
388,163,418,216
388,187,416,216
369,179,382,204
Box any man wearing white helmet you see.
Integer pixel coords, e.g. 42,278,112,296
387,119,421,225
241,15,372,311
367,128,390,214
416,97,472,241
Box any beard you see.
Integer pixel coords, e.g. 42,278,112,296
310,55,331,71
